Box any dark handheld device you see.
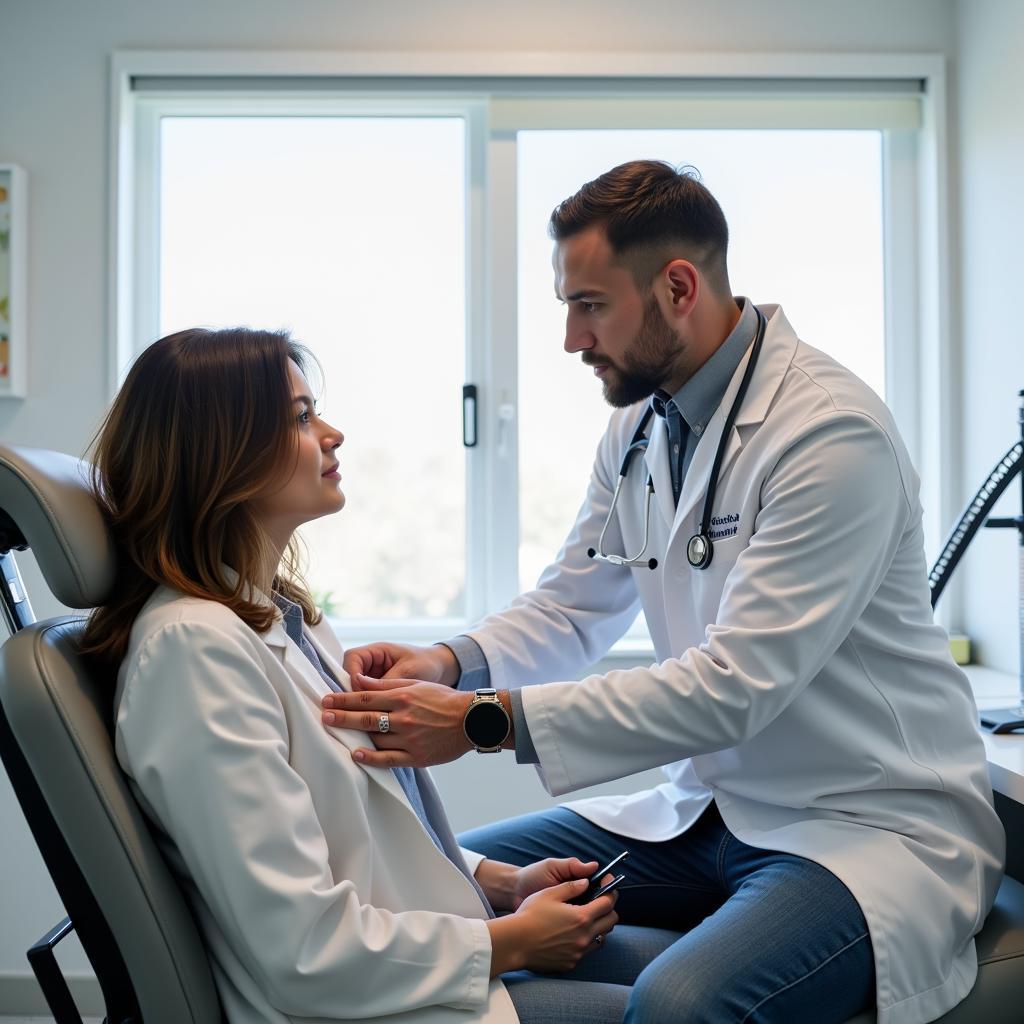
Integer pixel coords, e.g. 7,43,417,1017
586,874,626,903
570,850,629,905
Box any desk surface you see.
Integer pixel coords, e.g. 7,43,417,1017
966,666,1024,803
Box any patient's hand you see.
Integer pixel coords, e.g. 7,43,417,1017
322,676,476,767
474,857,599,912
486,879,619,976
512,857,601,910
342,642,459,687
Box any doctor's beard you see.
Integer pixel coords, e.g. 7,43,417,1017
588,296,682,408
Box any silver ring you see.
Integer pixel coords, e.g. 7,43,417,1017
594,933,604,946
378,713,390,734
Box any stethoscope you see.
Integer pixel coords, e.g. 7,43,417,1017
587,307,767,572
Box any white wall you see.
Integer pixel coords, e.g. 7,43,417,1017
956,0,1024,676
0,0,960,1009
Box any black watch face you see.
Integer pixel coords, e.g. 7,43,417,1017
467,701,509,747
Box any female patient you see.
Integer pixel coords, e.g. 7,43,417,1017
81,327,626,1024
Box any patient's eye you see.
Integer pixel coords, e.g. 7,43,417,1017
295,397,320,425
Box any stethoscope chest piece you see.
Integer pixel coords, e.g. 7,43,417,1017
686,532,713,570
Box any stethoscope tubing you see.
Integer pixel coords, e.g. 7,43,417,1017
688,306,767,568
588,306,767,572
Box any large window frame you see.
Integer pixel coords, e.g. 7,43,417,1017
110,51,959,646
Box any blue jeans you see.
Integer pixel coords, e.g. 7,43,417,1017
461,803,875,1024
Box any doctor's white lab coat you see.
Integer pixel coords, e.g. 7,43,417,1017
115,588,515,1024
466,305,1004,1024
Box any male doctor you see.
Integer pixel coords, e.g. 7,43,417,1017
324,161,1003,1024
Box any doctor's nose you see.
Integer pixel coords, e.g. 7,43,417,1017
564,322,596,354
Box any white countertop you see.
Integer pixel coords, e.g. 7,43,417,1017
966,665,1024,803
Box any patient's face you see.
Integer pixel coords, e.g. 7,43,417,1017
254,362,345,540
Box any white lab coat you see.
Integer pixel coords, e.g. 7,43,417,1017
467,305,1004,1024
115,587,515,1024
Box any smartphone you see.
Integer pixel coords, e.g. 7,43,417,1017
586,873,626,903
570,850,629,904
590,850,629,885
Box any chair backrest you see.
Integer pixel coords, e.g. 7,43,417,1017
0,444,221,1024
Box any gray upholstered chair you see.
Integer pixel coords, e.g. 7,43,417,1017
0,444,221,1023
0,441,1022,1023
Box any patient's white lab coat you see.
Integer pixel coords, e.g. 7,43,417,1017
115,588,514,1024
468,305,1004,1024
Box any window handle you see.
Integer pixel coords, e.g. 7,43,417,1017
463,384,478,447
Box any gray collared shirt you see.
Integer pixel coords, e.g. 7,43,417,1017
651,297,759,503
447,298,759,763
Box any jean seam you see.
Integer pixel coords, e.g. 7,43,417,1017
738,931,870,1023
716,830,732,889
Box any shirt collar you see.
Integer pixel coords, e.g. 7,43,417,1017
651,297,758,437
271,591,306,647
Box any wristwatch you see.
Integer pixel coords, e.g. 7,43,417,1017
463,688,511,753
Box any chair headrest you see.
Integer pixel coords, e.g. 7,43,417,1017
0,445,115,608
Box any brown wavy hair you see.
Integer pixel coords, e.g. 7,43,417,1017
81,326,322,667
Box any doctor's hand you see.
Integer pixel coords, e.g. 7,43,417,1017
486,880,619,977
321,676,477,767
342,642,459,687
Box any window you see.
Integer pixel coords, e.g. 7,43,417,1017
117,65,931,645
158,115,468,626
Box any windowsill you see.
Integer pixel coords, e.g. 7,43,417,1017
965,665,1024,804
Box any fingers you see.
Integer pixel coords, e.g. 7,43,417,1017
571,858,599,878
352,674,417,692
341,650,372,678
382,662,418,680
554,878,591,902
321,707,404,733
351,747,418,769
341,645,393,679
586,892,620,923
580,900,619,955
323,685,403,711
591,906,619,938
321,688,406,734
540,857,597,881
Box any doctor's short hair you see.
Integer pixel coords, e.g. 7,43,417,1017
549,160,731,296
81,326,322,668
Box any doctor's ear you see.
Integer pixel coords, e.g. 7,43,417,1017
659,260,700,318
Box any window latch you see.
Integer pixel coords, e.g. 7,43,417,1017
462,384,478,448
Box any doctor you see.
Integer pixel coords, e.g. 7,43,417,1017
325,161,1004,1024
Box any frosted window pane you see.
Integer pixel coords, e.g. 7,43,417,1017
160,117,467,620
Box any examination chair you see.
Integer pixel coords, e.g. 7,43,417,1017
0,443,1023,1023
0,445,221,1023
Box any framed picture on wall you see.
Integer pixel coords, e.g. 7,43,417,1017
0,164,27,398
